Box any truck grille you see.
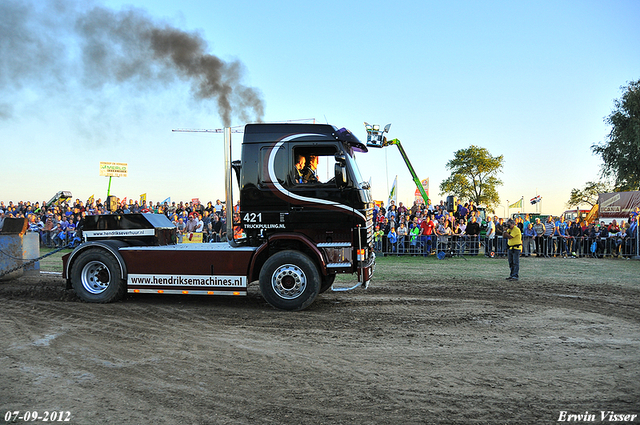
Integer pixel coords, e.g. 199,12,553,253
365,206,374,248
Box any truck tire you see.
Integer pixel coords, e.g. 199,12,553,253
71,248,126,303
319,274,336,294
259,250,320,311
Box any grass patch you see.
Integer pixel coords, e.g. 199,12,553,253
371,255,640,287
37,247,73,273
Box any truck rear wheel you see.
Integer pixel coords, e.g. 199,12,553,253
71,248,126,303
259,250,320,311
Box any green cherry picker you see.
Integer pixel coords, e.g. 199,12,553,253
364,123,429,204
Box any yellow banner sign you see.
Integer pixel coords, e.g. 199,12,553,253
99,162,128,177
181,232,203,244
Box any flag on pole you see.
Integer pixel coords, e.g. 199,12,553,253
87,194,94,205
162,197,170,204
140,193,147,204
509,198,523,209
388,175,397,206
530,195,542,205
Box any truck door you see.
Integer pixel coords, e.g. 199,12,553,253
286,145,360,243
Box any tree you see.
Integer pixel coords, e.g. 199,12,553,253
591,79,640,191
566,180,612,208
439,145,503,209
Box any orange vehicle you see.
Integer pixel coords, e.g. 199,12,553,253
561,209,590,223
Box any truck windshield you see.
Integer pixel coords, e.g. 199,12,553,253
346,152,366,187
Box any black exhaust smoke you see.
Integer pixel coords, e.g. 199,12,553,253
0,1,264,126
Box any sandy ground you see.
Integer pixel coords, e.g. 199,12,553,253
1,273,639,424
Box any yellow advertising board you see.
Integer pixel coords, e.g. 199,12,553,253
181,232,203,243
99,162,128,177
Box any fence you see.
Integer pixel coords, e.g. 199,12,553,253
375,230,639,259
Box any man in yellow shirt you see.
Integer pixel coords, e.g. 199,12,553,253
503,219,522,281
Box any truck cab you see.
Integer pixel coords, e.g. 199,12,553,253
239,124,372,242
236,124,375,298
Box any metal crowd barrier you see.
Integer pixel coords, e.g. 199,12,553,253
374,232,638,259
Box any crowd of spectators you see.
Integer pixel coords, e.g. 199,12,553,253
373,199,484,256
487,214,639,258
372,199,639,258
1,197,637,258
0,198,238,247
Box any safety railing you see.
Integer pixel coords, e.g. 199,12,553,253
374,231,638,259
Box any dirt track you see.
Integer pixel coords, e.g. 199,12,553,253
1,274,639,424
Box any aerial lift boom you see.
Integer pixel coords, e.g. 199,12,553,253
364,123,429,204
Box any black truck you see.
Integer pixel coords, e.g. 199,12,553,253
63,123,376,311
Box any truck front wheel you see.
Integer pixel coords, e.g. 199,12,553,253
71,248,126,303
259,250,320,311
319,274,336,294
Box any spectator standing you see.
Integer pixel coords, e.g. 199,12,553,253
523,214,531,234
495,217,506,256
568,218,583,256
608,220,622,257
195,214,204,233
185,214,198,234
485,216,495,256
202,211,212,242
452,220,464,255
28,215,44,245
387,226,397,253
382,217,392,252
211,214,223,242
503,219,522,281
543,216,555,257
598,222,609,256
465,216,481,255
397,202,408,217
420,214,435,255
533,218,545,256
409,219,421,255
397,221,408,254
436,217,451,254
373,225,383,253
387,204,398,224
176,218,185,243
409,201,418,217
523,222,535,257
53,223,65,247
43,216,55,247
555,216,569,257
624,216,637,256
66,217,77,246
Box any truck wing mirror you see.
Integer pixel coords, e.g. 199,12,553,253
333,152,347,187
334,163,347,188
231,160,242,186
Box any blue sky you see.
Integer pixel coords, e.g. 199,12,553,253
2,0,639,215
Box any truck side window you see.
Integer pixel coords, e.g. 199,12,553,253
292,147,338,186
260,145,288,185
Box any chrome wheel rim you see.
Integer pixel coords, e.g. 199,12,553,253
271,264,306,300
81,260,111,295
